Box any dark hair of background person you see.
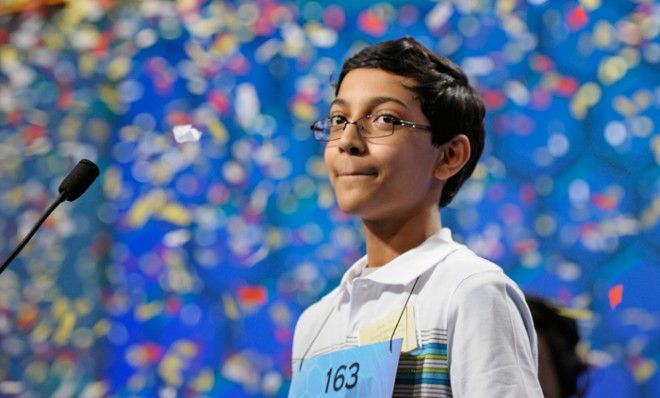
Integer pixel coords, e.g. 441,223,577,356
526,295,590,398
335,36,486,208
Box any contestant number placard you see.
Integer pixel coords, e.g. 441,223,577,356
290,339,402,397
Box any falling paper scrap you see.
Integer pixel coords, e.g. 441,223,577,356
173,125,202,143
609,284,624,310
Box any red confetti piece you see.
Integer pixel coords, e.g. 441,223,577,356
567,6,589,31
16,304,39,331
481,89,507,110
530,54,555,72
166,110,193,126
24,124,46,144
556,76,579,96
93,31,113,57
238,285,268,305
165,297,182,314
58,87,73,109
609,284,624,310
513,239,538,255
142,343,164,363
358,11,387,36
591,194,619,210
208,90,231,115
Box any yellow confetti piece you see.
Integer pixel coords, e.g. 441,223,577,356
558,307,593,320
633,89,652,109
52,298,70,319
612,95,638,117
495,0,516,15
78,53,97,77
211,33,239,56
168,267,194,293
44,33,65,51
5,186,24,208
30,321,51,345
592,21,615,48
135,301,163,321
598,56,628,85
206,117,229,145
292,100,318,122
266,228,284,250
127,190,168,227
74,298,93,316
99,84,123,114
632,359,657,383
185,40,209,66
53,312,77,345
159,354,184,387
0,46,20,69
59,115,83,140
191,368,215,392
174,340,198,357
222,293,240,320
94,319,111,337
80,381,110,397
103,166,123,200
150,161,176,184
570,82,601,119
579,0,601,10
59,0,90,28
107,56,132,81
640,197,660,229
158,203,193,226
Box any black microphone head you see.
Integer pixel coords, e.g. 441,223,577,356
58,159,100,201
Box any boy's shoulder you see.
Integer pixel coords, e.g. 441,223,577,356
435,245,504,282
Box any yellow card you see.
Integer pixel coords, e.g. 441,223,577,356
358,305,418,352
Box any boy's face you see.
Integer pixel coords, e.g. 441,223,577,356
324,68,444,222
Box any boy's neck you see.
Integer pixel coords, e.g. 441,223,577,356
362,206,442,268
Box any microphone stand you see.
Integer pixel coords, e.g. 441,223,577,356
0,191,67,275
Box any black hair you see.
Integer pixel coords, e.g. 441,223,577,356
335,36,485,208
526,295,590,398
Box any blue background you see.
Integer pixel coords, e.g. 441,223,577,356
0,0,658,396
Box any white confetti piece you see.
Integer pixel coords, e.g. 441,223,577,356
172,125,202,143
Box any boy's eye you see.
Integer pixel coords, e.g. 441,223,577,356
372,114,398,126
329,115,347,127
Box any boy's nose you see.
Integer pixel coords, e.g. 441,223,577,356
337,123,366,155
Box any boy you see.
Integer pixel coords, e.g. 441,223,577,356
291,37,543,397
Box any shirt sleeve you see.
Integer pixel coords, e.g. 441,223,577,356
446,270,543,398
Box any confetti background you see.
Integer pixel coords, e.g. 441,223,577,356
0,0,658,397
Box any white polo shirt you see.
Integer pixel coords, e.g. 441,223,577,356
292,228,543,397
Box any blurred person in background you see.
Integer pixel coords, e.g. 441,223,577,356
526,295,590,398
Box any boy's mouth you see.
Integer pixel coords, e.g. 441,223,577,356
337,169,378,177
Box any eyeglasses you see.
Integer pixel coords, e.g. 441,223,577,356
310,114,431,142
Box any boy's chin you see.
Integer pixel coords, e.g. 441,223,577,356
335,200,386,221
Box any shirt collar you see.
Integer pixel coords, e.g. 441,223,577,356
340,228,462,287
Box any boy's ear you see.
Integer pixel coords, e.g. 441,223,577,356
434,134,471,180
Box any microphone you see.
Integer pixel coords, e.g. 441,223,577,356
58,159,100,201
0,159,100,275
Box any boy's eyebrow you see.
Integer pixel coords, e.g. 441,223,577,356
330,96,410,110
